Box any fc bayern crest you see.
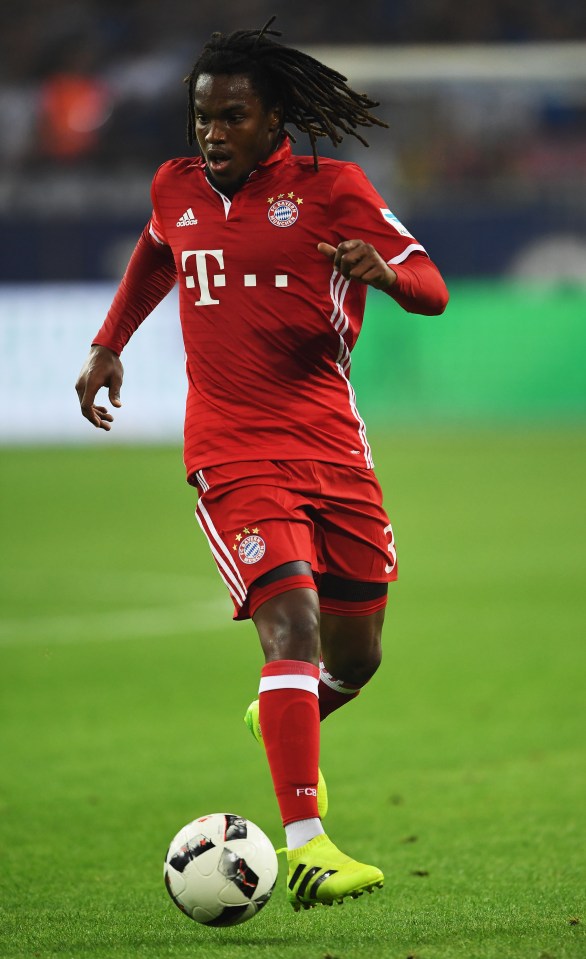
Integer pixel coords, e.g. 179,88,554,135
238,535,266,565
268,199,299,228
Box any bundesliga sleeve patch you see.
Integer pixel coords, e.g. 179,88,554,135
380,208,414,238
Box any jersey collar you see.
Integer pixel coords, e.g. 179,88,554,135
254,136,292,172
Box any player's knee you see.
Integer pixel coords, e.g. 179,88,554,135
322,613,384,686
253,589,320,664
340,644,382,687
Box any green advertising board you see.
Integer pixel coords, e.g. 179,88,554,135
353,282,586,423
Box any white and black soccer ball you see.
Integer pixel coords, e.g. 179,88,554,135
164,813,278,926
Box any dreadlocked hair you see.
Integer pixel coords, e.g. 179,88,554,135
184,16,388,170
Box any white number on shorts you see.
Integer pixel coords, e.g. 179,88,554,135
384,523,397,573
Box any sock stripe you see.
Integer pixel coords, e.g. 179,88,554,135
259,674,319,696
262,660,320,678
319,662,361,694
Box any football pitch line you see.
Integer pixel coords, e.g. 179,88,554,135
0,596,231,647
4,567,218,599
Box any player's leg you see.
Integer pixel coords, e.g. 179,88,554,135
244,561,329,818
318,599,386,720
251,575,383,909
194,463,384,905
311,462,395,721
251,573,322,847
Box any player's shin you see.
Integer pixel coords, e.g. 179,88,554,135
258,660,324,846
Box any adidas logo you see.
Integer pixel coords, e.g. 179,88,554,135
176,208,198,227
289,864,338,902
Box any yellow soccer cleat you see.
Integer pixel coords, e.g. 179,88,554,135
244,699,329,819
286,833,384,910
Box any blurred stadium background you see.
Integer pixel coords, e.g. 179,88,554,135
1,0,585,439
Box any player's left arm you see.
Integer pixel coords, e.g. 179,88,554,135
318,240,448,315
323,164,449,315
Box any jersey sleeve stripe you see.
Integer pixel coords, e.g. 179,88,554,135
149,223,166,245
333,277,351,335
387,243,427,265
329,270,349,331
348,378,374,468
337,365,374,468
326,266,372,466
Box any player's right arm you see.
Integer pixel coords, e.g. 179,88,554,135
75,218,177,429
75,344,123,430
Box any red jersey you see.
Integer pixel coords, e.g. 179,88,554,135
95,139,447,481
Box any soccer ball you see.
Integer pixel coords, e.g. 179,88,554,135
164,813,278,926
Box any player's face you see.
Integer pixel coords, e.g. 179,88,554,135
194,73,282,198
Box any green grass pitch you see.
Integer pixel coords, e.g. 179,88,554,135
0,429,585,959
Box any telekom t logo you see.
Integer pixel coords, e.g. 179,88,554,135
182,249,288,306
182,250,225,306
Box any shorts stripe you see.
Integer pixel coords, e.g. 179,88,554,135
195,502,247,605
258,674,319,696
195,511,246,606
197,500,247,593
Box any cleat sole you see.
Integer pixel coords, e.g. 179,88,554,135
290,880,383,911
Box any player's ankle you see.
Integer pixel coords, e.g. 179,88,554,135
285,817,324,850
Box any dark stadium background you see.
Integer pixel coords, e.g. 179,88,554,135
1,0,586,283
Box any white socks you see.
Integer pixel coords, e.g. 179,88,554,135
285,817,325,850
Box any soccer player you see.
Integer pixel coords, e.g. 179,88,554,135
75,20,448,911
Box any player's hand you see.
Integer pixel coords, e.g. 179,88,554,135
75,345,124,430
318,240,397,291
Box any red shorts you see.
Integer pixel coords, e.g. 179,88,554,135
194,460,397,620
